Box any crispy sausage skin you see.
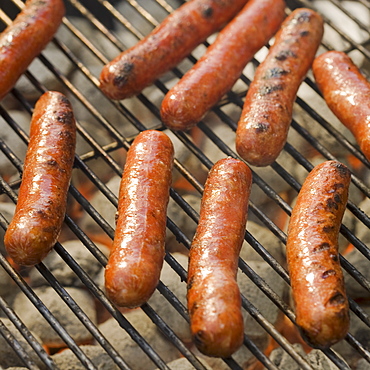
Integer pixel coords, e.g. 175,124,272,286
4,91,76,266
236,8,324,167
187,157,252,358
160,0,286,131
0,0,65,101
105,130,174,308
286,160,350,348
313,51,370,161
99,0,249,100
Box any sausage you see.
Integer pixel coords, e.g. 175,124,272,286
4,91,76,266
235,8,324,167
0,0,65,101
104,130,174,308
187,157,252,358
160,0,286,131
286,160,350,348
99,0,250,101
312,51,370,161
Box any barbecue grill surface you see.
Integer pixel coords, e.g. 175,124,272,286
1,0,370,369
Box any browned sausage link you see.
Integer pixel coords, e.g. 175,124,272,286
104,130,174,308
0,0,65,101
187,157,252,358
99,0,250,101
235,8,324,167
4,91,76,266
160,0,286,131
286,160,351,349
313,51,370,161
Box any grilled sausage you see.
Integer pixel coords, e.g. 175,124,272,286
4,91,76,266
160,0,286,131
187,157,252,357
236,8,324,167
104,130,174,308
0,0,65,101
313,51,370,161
99,0,249,100
286,160,350,348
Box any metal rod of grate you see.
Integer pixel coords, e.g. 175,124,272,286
0,0,370,369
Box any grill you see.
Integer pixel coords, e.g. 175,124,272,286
0,0,370,369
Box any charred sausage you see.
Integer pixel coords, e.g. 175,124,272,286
0,0,65,101
313,51,370,161
236,8,324,167
104,130,174,308
286,160,350,348
4,91,76,266
99,0,249,100
187,157,252,357
160,0,286,131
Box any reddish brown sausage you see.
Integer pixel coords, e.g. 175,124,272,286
187,157,252,358
313,51,370,161
105,130,174,308
4,91,76,266
286,160,350,348
99,0,249,100
0,0,65,101
160,0,286,131
236,8,324,167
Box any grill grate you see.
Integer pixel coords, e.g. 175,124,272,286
0,0,370,369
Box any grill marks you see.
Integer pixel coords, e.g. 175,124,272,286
286,160,351,348
236,8,324,167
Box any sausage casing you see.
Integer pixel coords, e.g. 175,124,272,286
187,157,252,358
104,130,174,308
236,8,324,167
313,51,370,161
99,0,249,100
0,0,65,100
286,160,350,348
160,0,286,131
4,91,76,266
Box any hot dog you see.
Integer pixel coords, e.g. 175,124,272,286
99,0,249,101
4,91,76,266
160,0,286,131
187,157,252,358
0,0,65,101
104,130,174,308
235,8,324,167
313,51,370,161
286,160,350,348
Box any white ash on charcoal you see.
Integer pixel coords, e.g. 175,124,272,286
12,286,97,349
186,347,234,370
0,110,29,179
51,344,120,370
332,301,370,367
79,175,119,234
154,356,213,370
165,194,201,254
232,259,289,368
264,343,349,369
356,358,370,370
0,263,18,312
313,1,370,51
342,246,370,301
0,203,16,256
28,239,109,289
97,309,182,370
148,252,190,343
241,220,286,267
351,196,370,250
0,318,46,369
